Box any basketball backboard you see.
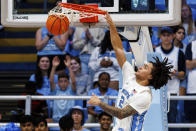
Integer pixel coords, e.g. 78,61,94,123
1,0,181,27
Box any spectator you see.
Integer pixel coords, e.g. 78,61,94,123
88,30,120,90
181,4,195,45
29,56,58,116
59,114,74,131
50,56,76,122
98,112,113,131
72,27,105,75
29,56,58,96
35,27,67,72
87,72,118,123
70,56,91,107
19,115,34,131
70,106,90,131
173,26,187,53
17,81,48,118
155,27,186,131
34,116,48,131
185,39,196,131
173,26,187,127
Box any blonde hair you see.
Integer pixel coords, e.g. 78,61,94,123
181,4,194,35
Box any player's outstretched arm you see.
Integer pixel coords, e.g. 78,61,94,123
105,13,126,68
88,94,137,119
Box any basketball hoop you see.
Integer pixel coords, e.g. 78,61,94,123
46,2,107,35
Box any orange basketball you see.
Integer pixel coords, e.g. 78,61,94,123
46,15,69,36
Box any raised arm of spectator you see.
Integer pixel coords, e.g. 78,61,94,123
50,56,60,91
64,55,76,92
53,32,68,50
105,13,126,68
35,28,50,51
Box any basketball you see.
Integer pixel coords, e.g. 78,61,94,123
46,15,69,36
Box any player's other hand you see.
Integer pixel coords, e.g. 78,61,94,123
88,94,101,106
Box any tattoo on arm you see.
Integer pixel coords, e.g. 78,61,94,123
99,103,137,119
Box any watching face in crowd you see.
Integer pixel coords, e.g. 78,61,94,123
160,32,174,45
38,56,50,71
181,5,192,19
175,28,185,41
58,77,70,91
72,109,83,125
98,73,110,90
99,114,112,131
70,59,81,72
20,122,34,131
35,121,48,131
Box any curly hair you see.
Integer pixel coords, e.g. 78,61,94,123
149,57,173,90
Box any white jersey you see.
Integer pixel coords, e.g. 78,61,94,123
113,61,152,131
187,41,196,93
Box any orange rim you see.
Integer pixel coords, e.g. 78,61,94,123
59,2,107,15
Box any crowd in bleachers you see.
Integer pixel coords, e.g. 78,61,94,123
1,0,196,131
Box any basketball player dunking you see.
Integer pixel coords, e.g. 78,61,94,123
88,13,173,131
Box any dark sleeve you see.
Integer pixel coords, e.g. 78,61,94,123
178,50,186,72
185,43,192,60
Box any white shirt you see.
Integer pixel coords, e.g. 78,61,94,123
113,61,152,131
187,41,196,93
155,46,180,94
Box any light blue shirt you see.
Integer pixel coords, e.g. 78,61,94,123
37,27,64,55
87,87,118,114
73,128,90,131
29,74,58,96
51,85,76,122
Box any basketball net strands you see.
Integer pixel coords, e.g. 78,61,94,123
47,2,107,27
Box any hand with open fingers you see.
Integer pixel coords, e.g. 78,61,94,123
88,94,101,106
64,55,71,67
52,56,60,67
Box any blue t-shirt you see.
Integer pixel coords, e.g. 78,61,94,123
87,87,118,114
73,128,90,131
29,74,58,96
37,27,64,55
0,122,20,131
51,85,76,122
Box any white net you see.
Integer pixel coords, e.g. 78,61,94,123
48,5,105,25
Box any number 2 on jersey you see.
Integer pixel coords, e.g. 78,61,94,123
119,95,125,108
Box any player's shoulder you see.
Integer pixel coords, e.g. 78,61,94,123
137,86,152,96
122,61,134,70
